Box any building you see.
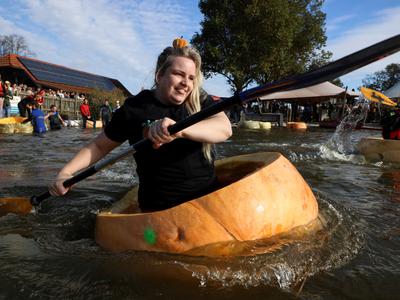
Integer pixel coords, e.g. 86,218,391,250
0,54,131,96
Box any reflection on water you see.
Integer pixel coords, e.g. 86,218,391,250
1,126,400,299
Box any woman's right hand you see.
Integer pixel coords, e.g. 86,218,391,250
147,117,180,149
49,171,73,196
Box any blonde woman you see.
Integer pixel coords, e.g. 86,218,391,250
50,39,232,211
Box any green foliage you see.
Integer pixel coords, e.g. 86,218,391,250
330,78,344,88
362,63,400,92
191,0,330,93
86,88,125,118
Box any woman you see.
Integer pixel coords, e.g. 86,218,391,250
50,40,232,211
79,98,93,128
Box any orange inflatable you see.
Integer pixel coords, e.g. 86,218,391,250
95,152,319,255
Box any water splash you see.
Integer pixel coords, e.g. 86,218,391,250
319,100,370,161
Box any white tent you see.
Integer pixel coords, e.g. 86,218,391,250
384,82,400,99
259,81,358,102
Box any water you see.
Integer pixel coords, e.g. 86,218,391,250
1,126,399,299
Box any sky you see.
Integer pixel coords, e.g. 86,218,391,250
0,0,399,97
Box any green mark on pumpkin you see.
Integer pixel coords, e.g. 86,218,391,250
144,227,157,245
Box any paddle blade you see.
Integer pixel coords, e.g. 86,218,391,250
0,197,33,216
361,87,397,107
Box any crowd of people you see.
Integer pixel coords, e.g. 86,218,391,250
0,76,120,137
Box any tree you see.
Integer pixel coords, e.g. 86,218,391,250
191,0,330,93
86,88,125,119
0,34,35,57
362,63,400,91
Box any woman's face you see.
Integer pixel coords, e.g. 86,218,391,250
156,56,196,106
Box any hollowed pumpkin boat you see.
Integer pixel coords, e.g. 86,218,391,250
0,116,33,134
357,137,400,163
95,152,319,255
286,122,307,129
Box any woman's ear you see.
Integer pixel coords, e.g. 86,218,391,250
155,71,161,85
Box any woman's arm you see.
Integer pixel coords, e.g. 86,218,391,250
49,132,121,196
147,112,232,147
179,112,232,143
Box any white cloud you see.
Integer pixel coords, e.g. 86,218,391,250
326,14,356,33
7,0,396,96
327,6,400,89
2,0,205,95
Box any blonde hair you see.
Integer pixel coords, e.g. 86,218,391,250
154,46,212,162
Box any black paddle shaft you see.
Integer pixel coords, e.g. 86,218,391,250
30,34,400,206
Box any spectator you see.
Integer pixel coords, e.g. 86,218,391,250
100,100,113,128
56,90,65,99
0,76,4,118
80,98,95,128
3,81,13,118
113,100,121,113
18,90,35,117
35,89,45,107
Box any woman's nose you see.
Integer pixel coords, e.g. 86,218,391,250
181,77,189,86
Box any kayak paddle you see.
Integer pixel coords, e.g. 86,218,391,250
1,34,399,216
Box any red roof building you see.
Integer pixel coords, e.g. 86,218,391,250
0,54,131,96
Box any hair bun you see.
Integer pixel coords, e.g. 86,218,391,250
173,36,188,48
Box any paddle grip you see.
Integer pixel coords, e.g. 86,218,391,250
63,167,97,188
168,95,241,135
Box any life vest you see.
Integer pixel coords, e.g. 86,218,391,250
49,112,62,129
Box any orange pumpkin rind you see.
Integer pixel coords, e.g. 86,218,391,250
173,36,189,49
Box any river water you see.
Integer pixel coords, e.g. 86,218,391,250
0,125,399,299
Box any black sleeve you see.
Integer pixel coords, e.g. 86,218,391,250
200,93,221,110
104,101,132,143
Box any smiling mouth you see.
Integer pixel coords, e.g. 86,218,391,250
175,89,187,96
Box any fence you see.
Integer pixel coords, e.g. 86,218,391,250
10,92,82,120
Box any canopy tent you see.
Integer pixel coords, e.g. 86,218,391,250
258,81,358,103
384,81,400,100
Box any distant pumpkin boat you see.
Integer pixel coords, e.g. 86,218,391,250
286,122,307,129
0,117,33,134
357,137,400,163
95,152,319,256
